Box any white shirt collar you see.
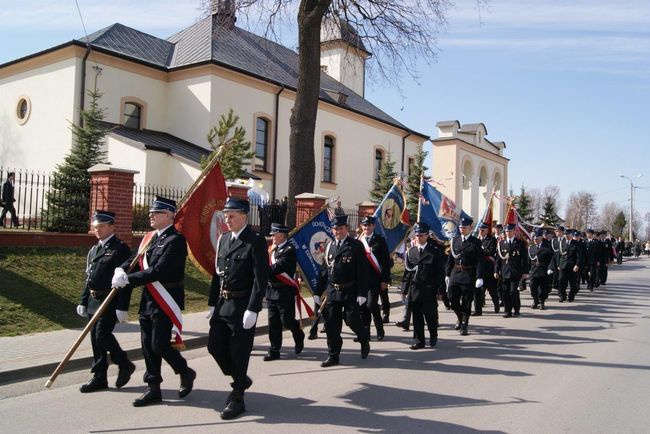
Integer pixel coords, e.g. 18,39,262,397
157,224,173,237
99,234,114,247
276,240,287,250
231,224,247,240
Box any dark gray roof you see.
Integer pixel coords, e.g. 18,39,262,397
458,123,487,134
70,15,425,138
435,120,460,128
321,16,370,55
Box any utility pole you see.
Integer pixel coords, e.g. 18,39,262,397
620,174,643,241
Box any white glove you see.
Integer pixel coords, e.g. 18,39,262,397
357,296,367,305
242,310,257,329
116,310,128,323
475,279,484,289
313,295,321,305
76,305,87,317
206,306,215,320
445,276,450,287
112,268,129,288
547,269,554,275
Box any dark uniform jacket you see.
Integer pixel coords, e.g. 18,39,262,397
401,240,445,303
495,238,529,280
2,180,15,205
357,232,391,289
479,235,498,282
120,225,187,314
445,235,484,285
527,241,553,278
577,239,587,268
80,235,131,313
601,238,613,263
267,241,297,301
585,238,602,266
209,224,269,317
559,239,582,270
318,235,369,303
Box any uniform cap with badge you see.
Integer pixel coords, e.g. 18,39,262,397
269,222,289,235
92,210,115,224
149,196,177,213
222,197,250,214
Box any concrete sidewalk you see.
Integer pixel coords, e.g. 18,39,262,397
0,290,404,384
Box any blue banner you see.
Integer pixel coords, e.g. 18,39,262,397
372,182,411,253
419,180,472,241
287,207,334,294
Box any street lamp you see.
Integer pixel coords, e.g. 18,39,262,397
619,173,643,241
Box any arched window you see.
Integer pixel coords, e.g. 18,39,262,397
323,136,335,183
123,102,142,129
255,117,269,171
374,149,384,185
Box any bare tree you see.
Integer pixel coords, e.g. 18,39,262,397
201,0,455,202
565,191,597,230
527,187,542,222
597,201,623,231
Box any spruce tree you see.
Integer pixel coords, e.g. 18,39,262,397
201,109,254,180
612,211,627,238
406,144,428,224
43,87,108,232
369,151,397,203
515,185,533,222
539,195,560,226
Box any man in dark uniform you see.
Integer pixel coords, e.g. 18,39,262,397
401,222,444,349
316,214,370,367
445,217,483,335
495,224,528,317
264,223,305,361
357,216,391,341
576,232,588,286
584,229,601,291
0,172,19,228
113,196,195,407
475,222,499,315
76,210,134,393
616,236,625,264
550,226,565,291
558,230,582,302
207,197,269,420
599,231,612,285
527,229,553,310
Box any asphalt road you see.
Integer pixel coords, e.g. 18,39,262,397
2,257,649,433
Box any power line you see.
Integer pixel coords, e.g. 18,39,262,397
74,0,89,42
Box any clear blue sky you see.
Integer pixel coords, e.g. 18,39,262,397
1,0,648,231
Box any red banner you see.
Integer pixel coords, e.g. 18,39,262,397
174,163,228,275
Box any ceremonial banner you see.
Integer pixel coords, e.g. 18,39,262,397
174,161,228,275
472,189,495,237
287,206,334,295
372,180,411,253
418,178,471,242
504,204,532,240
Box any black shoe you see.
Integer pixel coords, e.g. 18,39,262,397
540,302,546,310
409,343,425,350
228,376,253,394
454,321,462,330
133,386,162,407
430,336,438,347
494,305,500,313
568,297,574,302
360,340,370,359
115,362,136,388
321,356,339,367
471,311,482,316
320,327,326,333
308,329,318,340
221,393,245,420
559,297,566,303
377,329,385,341
503,313,513,318
263,352,280,362
79,376,108,393
179,367,196,398
382,315,390,324
514,311,520,317
353,336,360,343
460,326,469,336
395,321,405,328
294,330,305,354
531,303,539,309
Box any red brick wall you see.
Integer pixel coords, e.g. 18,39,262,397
90,169,135,246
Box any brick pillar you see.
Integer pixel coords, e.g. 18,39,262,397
88,164,139,248
226,182,251,200
294,193,329,227
357,201,377,219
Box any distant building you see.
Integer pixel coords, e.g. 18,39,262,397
431,121,509,222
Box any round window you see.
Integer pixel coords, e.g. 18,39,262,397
16,96,31,125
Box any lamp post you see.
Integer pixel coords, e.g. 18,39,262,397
619,174,643,241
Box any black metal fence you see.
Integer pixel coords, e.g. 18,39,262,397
132,183,186,232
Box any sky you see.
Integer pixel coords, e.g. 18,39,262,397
1,0,649,231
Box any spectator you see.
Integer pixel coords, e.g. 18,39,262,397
0,172,20,228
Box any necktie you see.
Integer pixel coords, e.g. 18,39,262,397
231,235,236,246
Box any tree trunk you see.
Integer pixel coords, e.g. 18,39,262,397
288,0,331,209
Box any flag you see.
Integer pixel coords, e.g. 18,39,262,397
287,205,334,295
174,162,228,275
418,178,472,242
472,190,495,237
372,180,411,253
504,203,532,241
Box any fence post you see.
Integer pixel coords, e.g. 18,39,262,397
294,193,329,227
88,164,139,248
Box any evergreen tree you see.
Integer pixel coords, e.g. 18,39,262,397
515,185,533,222
43,88,108,232
369,152,397,203
406,145,428,224
612,211,627,238
201,109,254,181
539,195,561,226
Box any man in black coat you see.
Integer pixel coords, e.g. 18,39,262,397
207,197,269,420
558,230,583,302
113,196,195,407
616,237,625,264
76,210,134,393
401,222,444,349
576,232,588,286
598,231,612,285
475,222,499,315
495,224,529,317
549,226,565,290
584,229,602,291
357,216,391,341
527,229,554,310
264,223,305,361
316,214,370,367
445,217,484,336
0,172,19,228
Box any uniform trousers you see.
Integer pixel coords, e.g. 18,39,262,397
530,276,550,305
599,263,608,284
500,278,521,314
411,300,438,345
448,283,474,321
587,264,598,289
89,310,129,377
323,298,367,357
139,313,188,385
559,268,579,299
267,297,301,354
361,286,384,334
379,288,391,318
208,312,255,391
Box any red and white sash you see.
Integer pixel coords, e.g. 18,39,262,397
270,246,314,319
139,232,183,346
359,235,381,275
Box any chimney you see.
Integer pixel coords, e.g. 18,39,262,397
212,0,236,29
